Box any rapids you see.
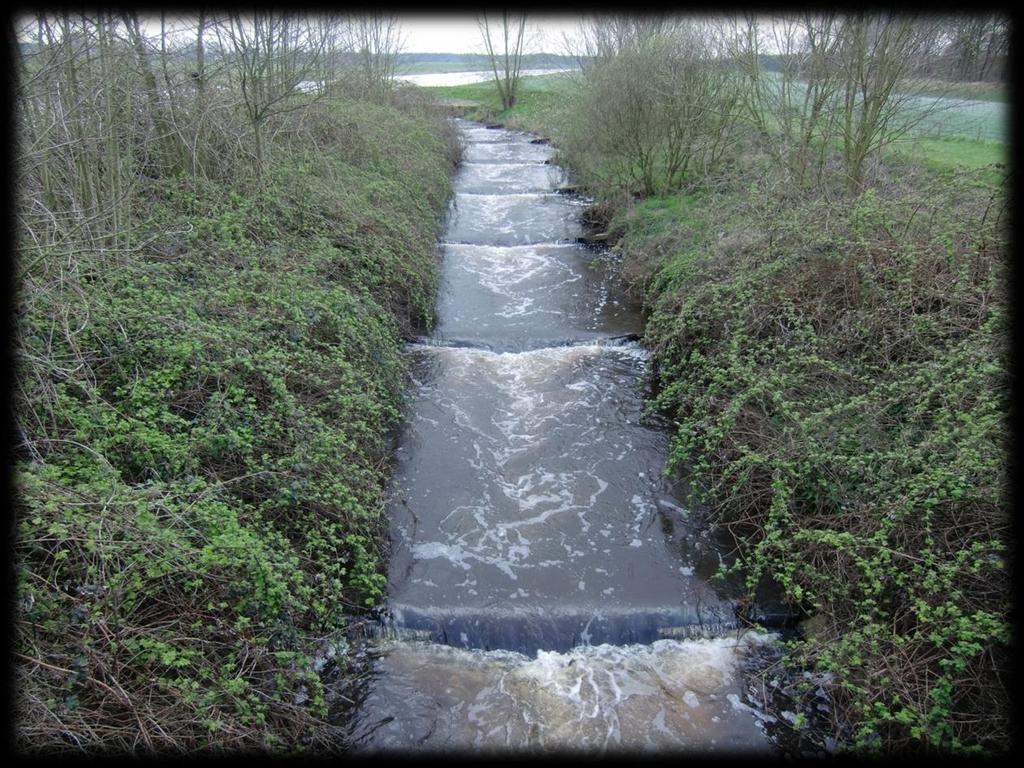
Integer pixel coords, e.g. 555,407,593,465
347,119,775,754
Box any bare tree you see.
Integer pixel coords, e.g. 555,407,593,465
195,10,207,102
349,13,404,101
122,11,187,175
567,13,671,67
947,14,1009,81
216,12,329,179
478,11,529,110
719,13,959,192
718,12,847,186
312,15,355,98
567,17,742,196
16,12,149,251
836,14,946,191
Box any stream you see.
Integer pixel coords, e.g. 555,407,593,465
346,119,777,753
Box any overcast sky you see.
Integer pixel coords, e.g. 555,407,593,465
21,13,742,56
396,14,585,55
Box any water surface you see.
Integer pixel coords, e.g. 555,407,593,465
348,119,774,754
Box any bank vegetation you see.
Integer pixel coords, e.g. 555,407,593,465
13,11,459,752
488,12,1010,755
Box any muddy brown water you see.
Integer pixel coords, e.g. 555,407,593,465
346,119,777,753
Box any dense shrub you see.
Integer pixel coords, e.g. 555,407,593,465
14,96,459,751
560,23,742,197
628,163,1010,753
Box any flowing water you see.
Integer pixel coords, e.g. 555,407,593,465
347,119,776,754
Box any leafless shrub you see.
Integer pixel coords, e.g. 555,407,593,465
563,16,744,197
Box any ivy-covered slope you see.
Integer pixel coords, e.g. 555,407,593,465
613,164,1010,753
14,96,459,751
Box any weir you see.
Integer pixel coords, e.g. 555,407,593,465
348,119,775,753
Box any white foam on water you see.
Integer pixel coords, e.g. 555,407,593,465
441,243,584,321
446,192,584,245
447,243,555,281
463,141,556,165
410,541,475,571
461,190,564,200
456,162,565,193
401,347,652,586
356,633,776,752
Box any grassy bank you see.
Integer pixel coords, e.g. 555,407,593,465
14,93,459,751
429,68,1011,754
616,163,1010,754
426,73,577,137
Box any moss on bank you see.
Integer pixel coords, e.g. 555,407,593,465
14,94,459,751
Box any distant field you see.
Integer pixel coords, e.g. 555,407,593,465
401,69,573,88
399,61,488,75
425,73,573,106
396,53,577,76
426,73,1005,170
759,72,1007,143
397,56,492,75
898,78,1006,103
424,73,577,136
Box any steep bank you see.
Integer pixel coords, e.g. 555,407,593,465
612,164,1010,754
427,77,1010,753
14,93,459,751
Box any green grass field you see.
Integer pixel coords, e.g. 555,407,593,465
424,74,1005,171
890,136,1006,181
399,60,489,75
424,73,577,136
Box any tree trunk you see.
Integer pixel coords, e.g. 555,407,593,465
123,11,181,176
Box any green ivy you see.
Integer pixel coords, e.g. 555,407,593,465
14,95,458,750
634,168,1009,753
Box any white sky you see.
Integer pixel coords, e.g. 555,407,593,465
13,12,587,53
19,13,745,56
397,14,586,55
